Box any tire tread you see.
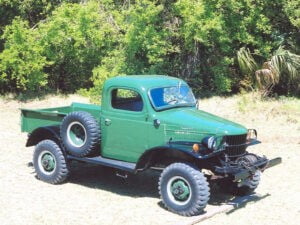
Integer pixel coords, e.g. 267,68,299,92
159,163,210,216
60,111,101,157
33,140,69,184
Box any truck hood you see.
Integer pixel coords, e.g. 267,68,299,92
157,107,247,136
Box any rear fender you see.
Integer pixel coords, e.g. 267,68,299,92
26,126,61,148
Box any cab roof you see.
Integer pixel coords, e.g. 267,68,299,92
104,75,187,90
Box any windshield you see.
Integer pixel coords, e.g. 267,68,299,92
149,85,196,110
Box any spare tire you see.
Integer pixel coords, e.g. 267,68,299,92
60,111,100,157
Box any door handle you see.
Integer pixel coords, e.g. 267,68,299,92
104,118,112,126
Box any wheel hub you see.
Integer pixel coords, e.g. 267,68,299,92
67,122,87,147
71,125,85,141
41,153,55,172
171,180,190,201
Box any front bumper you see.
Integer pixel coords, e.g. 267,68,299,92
215,156,282,181
233,157,282,181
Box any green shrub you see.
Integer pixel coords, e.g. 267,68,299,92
0,19,49,92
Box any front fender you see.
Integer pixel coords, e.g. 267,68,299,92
135,143,202,171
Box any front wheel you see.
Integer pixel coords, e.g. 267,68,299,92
159,163,210,216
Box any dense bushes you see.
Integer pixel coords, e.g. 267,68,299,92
0,0,299,98
0,19,49,92
0,1,120,93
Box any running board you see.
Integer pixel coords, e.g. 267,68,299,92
67,155,136,172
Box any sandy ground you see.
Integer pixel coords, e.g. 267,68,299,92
0,93,299,225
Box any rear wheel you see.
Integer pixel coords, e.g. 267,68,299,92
33,140,69,184
159,163,210,216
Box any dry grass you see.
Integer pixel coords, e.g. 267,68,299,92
0,93,299,225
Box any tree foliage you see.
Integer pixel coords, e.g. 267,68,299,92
0,19,49,92
0,0,299,97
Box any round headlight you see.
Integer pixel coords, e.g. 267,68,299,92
202,136,217,151
247,129,257,141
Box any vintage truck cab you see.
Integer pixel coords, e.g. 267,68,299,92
21,75,281,216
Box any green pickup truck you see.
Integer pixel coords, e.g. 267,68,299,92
21,75,281,216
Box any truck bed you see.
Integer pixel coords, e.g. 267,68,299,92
21,102,101,133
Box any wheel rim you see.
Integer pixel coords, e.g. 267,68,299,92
38,150,56,175
67,121,87,147
167,176,192,205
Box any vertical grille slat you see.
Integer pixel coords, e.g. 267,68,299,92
225,134,247,157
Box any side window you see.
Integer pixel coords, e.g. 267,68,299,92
111,88,144,112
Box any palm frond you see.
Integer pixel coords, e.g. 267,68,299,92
237,47,258,75
255,68,276,88
271,46,300,81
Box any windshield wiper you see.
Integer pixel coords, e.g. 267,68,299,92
166,99,179,104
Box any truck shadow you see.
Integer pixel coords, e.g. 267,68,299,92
68,161,161,198
208,182,270,208
67,161,269,209
225,193,270,214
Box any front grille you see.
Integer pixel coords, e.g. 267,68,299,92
224,134,247,157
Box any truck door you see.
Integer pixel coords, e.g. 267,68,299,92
101,87,149,162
